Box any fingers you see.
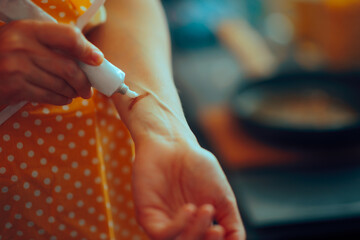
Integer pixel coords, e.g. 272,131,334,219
33,22,104,66
23,82,72,106
166,204,197,239
0,20,97,105
141,204,196,240
205,225,225,240
31,53,91,99
215,198,246,240
177,202,244,240
178,204,216,240
140,203,241,240
27,64,77,99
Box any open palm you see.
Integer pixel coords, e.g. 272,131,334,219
132,140,245,240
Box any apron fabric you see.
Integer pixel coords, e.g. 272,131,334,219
0,1,148,239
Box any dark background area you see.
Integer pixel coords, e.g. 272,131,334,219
162,0,360,239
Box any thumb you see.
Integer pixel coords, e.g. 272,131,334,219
34,22,104,65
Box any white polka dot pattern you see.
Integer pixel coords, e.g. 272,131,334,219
0,90,147,239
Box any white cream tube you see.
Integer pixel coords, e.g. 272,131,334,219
79,59,138,98
0,0,138,98
0,0,138,126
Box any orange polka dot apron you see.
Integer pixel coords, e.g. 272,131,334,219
0,1,148,239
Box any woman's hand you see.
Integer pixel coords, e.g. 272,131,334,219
132,132,245,240
0,20,103,105
89,0,246,238
112,85,246,240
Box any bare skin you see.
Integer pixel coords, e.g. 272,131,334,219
0,20,103,105
0,1,246,239
129,92,150,110
88,0,246,239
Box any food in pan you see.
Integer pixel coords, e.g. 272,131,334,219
249,90,358,129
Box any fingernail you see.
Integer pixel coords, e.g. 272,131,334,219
88,88,94,98
86,91,92,99
92,49,104,65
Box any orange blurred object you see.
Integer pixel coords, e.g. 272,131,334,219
294,0,360,70
198,106,300,169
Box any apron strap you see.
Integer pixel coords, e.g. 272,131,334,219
0,101,27,126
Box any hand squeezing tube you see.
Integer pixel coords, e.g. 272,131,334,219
0,0,138,125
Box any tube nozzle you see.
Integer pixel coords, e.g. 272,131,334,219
117,84,139,98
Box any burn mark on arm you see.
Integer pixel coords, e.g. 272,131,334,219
128,92,150,110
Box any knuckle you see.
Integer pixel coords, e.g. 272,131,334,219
57,82,74,98
75,72,89,89
80,74,91,89
0,31,25,52
0,56,25,76
0,20,38,51
63,60,79,80
64,25,81,47
58,25,91,60
63,61,90,94
71,28,90,58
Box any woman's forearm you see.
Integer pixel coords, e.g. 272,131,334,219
87,3,245,238
87,0,194,143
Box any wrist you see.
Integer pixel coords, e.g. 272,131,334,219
113,89,198,146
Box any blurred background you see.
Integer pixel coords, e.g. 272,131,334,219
162,0,360,239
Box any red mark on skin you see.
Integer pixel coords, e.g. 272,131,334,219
129,92,150,110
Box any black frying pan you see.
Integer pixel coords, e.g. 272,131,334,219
230,71,360,148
